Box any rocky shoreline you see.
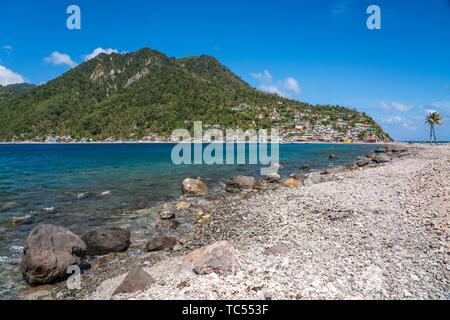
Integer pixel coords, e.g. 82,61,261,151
17,143,449,300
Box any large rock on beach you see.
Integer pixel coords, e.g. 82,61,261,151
265,173,281,183
112,266,155,296
145,236,177,252
226,176,255,193
373,153,392,163
181,178,209,196
20,224,87,285
357,158,372,167
82,228,131,256
182,241,239,275
304,172,322,185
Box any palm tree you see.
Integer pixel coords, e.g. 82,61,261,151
425,112,444,144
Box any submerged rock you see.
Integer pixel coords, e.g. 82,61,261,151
182,241,239,275
112,266,155,296
82,228,131,256
181,178,209,197
41,207,58,214
225,176,255,193
145,236,177,252
2,201,21,209
20,224,87,285
328,154,338,160
155,219,180,230
11,215,34,226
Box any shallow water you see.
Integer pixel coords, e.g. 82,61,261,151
0,143,378,298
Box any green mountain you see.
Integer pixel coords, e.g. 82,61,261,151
0,47,392,141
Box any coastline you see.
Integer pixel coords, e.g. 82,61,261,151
17,142,449,300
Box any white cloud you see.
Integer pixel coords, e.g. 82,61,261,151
259,84,290,98
251,70,300,98
44,51,77,68
3,45,12,51
83,47,118,61
391,101,415,112
385,116,403,124
378,102,391,112
431,101,450,109
284,77,301,94
425,109,437,114
382,116,419,131
250,69,272,82
0,65,25,86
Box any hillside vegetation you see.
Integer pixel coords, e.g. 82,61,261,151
0,47,391,142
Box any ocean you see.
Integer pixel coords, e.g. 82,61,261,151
0,143,379,298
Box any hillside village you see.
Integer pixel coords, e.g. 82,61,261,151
7,101,386,144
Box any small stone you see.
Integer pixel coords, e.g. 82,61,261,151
176,202,191,210
160,210,175,220
264,292,273,300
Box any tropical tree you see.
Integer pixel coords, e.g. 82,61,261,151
425,112,444,144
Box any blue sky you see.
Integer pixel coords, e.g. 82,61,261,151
0,0,449,141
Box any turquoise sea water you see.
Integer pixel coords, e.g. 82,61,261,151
0,143,379,298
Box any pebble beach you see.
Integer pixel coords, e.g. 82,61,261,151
66,143,449,301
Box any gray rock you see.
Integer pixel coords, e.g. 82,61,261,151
20,224,87,285
357,158,372,167
82,228,130,256
226,176,255,193
159,210,175,220
328,154,338,160
145,236,177,252
305,172,322,185
181,178,209,196
112,266,156,296
373,153,392,163
264,244,289,256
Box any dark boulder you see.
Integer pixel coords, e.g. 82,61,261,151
20,224,87,285
145,236,177,252
328,154,338,160
82,228,130,256
357,158,372,167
